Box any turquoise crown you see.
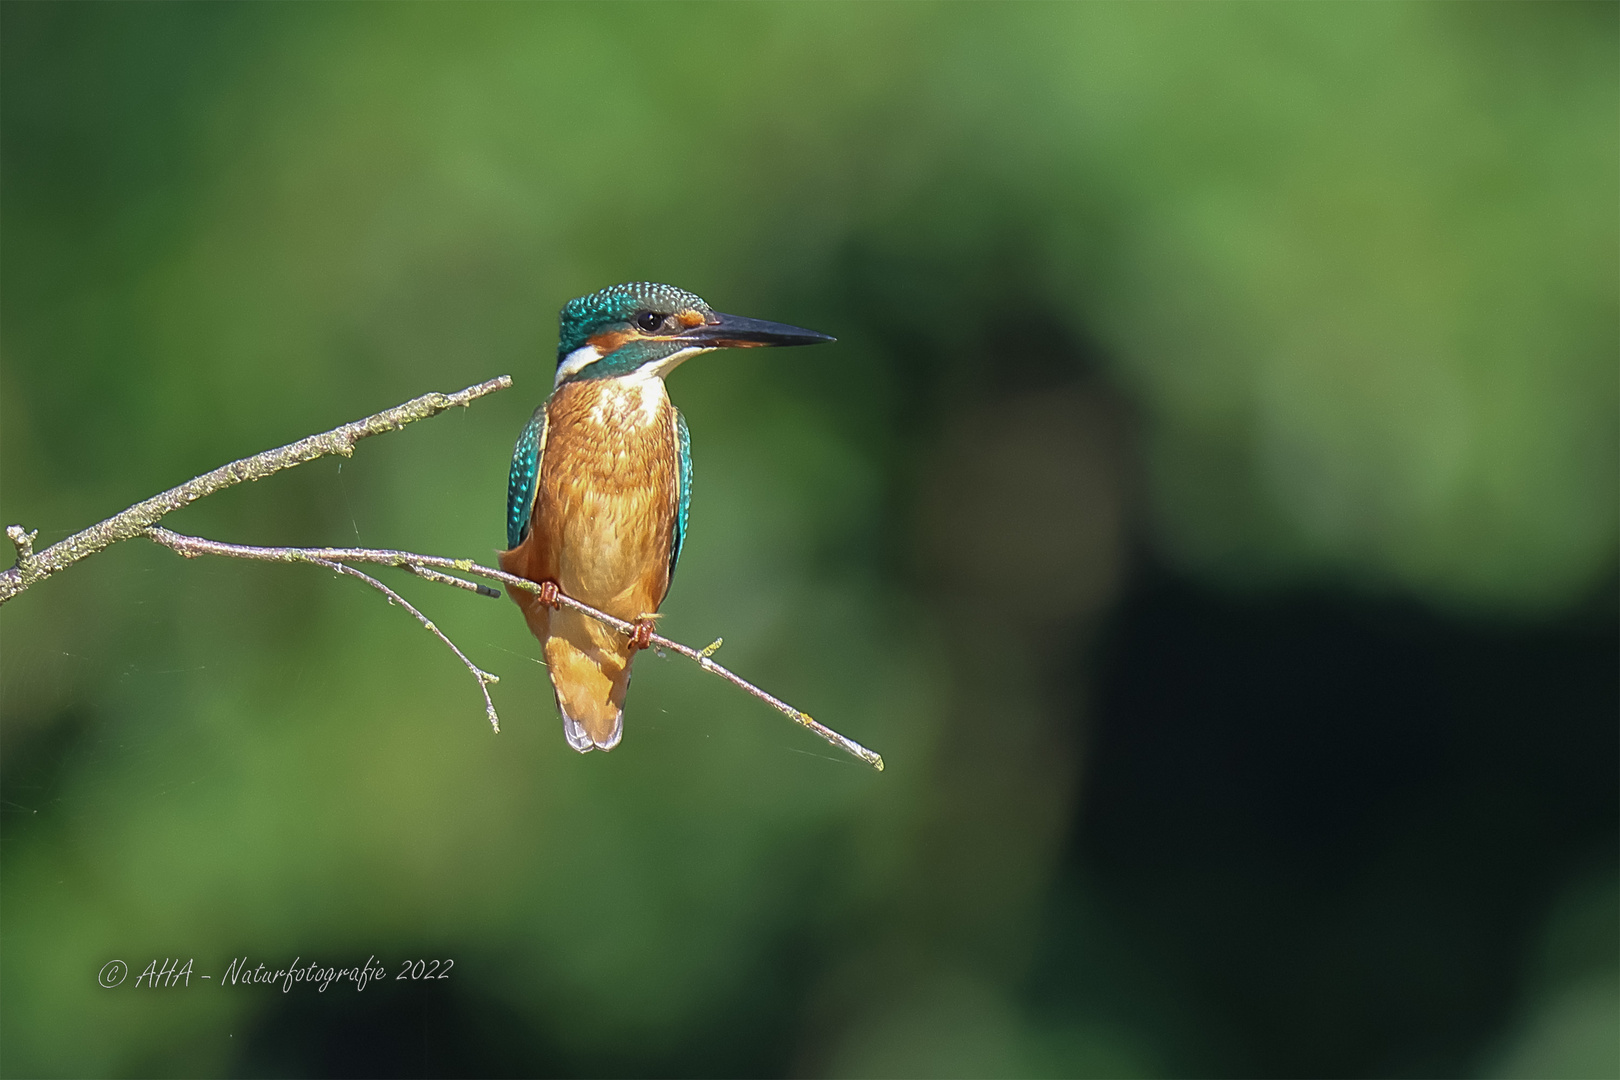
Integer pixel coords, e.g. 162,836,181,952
557,282,713,360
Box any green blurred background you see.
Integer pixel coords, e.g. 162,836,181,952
2,3,1615,1076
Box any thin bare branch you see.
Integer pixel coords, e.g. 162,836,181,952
402,563,503,598
0,377,512,604
310,557,502,733
1,371,882,769
146,527,884,770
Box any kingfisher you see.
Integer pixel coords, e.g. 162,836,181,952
500,282,834,753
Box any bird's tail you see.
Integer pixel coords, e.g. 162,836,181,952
544,608,631,752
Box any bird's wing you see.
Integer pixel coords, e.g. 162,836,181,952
669,407,692,584
506,405,549,549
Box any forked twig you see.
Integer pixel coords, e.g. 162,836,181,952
144,527,884,770
311,557,502,733
0,375,882,769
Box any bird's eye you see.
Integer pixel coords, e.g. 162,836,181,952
634,312,664,332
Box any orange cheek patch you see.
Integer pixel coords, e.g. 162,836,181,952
588,330,634,352
676,309,707,328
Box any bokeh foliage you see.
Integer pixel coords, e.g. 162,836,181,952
2,4,1614,1077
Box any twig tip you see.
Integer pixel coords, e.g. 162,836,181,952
6,525,38,565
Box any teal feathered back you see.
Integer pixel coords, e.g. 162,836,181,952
670,409,692,581
506,407,545,549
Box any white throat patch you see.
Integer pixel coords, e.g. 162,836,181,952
591,367,672,428
555,343,713,388
554,344,602,386
642,345,712,379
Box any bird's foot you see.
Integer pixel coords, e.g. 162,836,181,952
536,580,561,609
626,619,656,652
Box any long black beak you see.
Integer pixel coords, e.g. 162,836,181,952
682,312,835,349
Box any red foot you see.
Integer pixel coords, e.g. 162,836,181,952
536,580,561,609
627,619,655,652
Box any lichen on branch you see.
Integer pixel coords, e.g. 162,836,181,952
1,377,883,769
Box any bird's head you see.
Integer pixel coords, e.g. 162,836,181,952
554,282,833,387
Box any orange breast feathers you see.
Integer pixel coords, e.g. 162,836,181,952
499,375,680,749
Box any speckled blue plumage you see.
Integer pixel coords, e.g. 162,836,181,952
506,407,545,549
671,409,692,581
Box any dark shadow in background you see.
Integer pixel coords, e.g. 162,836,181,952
219,221,1619,1074
1034,567,1619,1079
4,12,1614,1072
227,564,1617,1078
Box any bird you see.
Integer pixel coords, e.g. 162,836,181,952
500,282,835,753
